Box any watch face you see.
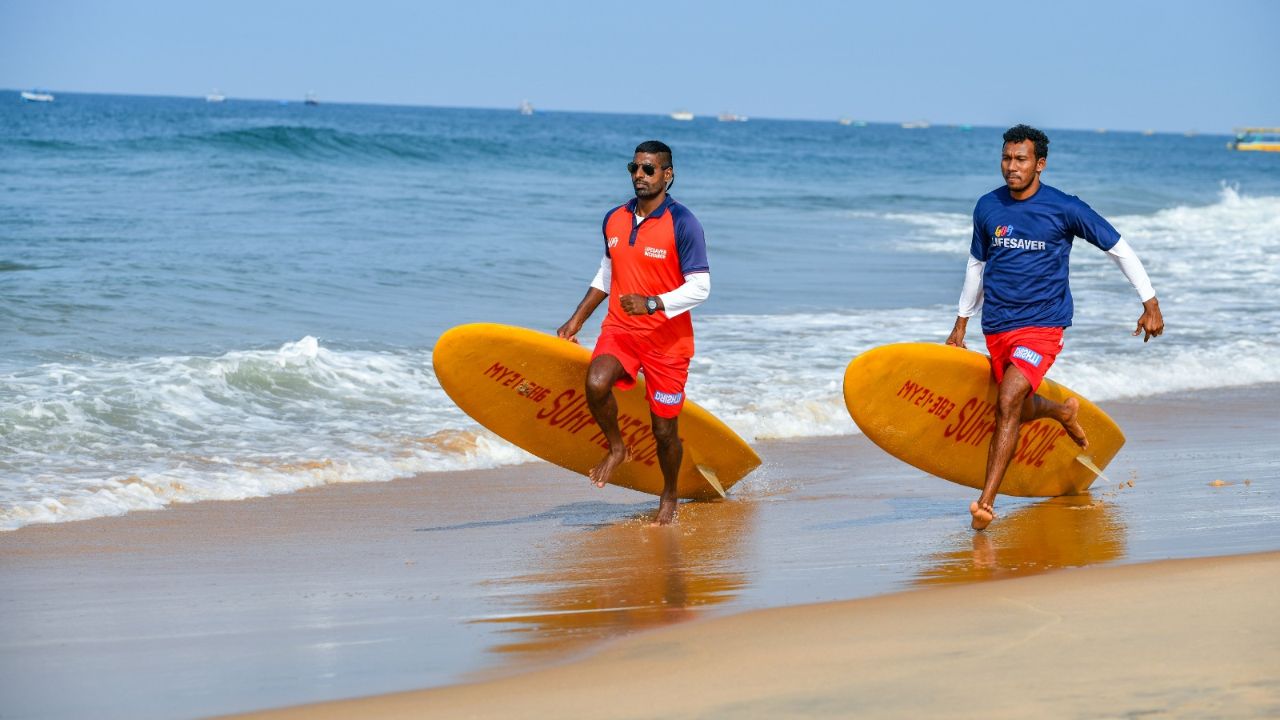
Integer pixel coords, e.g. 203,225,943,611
647,297,658,312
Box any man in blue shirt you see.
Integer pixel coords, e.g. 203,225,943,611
946,124,1164,530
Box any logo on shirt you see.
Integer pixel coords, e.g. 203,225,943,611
608,236,619,248
644,247,667,259
653,390,683,406
991,236,1047,250
1012,346,1043,367
990,224,1046,251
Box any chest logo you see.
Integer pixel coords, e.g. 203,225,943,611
644,247,667,259
990,223,1045,251
608,236,619,248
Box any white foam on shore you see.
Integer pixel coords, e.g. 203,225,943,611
0,338,533,530
4,314,1278,530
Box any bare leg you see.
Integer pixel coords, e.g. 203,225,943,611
649,411,682,525
584,355,630,488
971,366,1089,530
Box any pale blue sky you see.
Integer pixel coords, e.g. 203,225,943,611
2,0,1276,133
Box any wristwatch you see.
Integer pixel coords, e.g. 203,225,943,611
645,296,659,315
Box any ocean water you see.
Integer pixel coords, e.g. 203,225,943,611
3,92,1279,530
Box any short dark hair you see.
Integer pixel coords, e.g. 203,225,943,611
634,140,673,167
1002,124,1049,159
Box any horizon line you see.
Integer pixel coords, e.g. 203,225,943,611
1,86,1241,137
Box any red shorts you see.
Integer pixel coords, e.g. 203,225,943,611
592,329,690,418
984,326,1064,393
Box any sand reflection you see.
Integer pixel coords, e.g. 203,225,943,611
913,494,1126,586
471,499,756,667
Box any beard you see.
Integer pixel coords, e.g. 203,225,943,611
1004,173,1035,193
633,183,661,199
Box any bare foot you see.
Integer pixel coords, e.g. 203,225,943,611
652,494,678,525
1059,397,1089,449
588,445,629,488
970,500,996,531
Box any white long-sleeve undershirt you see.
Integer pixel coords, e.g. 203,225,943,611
1104,238,1156,302
957,238,1157,318
589,255,711,318
957,254,985,318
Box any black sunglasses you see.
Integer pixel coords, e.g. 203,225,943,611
627,162,671,176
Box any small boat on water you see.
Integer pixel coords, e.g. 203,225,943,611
519,99,534,115
1229,128,1280,152
717,112,747,122
20,90,54,103
670,110,694,121
304,92,319,106
205,90,226,103
900,120,930,129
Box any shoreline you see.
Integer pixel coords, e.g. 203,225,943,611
1,384,1277,719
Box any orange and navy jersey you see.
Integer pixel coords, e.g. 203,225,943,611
600,195,709,358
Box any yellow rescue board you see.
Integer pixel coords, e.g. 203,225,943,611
433,323,760,500
842,343,1124,497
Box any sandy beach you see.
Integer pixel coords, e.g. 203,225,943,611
2,384,1278,719
231,551,1280,719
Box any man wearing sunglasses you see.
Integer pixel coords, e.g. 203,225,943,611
557,140,711,525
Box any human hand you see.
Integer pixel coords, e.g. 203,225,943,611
557,318,582,344
1134,298,1164,342
945,318,968,349
619,294,649,316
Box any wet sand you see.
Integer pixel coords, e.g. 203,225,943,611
230,551,1280,719
1,384,1278,719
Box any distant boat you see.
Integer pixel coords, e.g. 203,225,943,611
519,99,534,115
838,117,853,126
1229,128,1280,152
717,112,747,122
1142,129,1155,136
205,90,226,103
670,110,694,121
20,90,54,103
304,92,319,106
901,120,930,129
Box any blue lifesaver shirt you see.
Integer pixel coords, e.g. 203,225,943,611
971,183,1120,335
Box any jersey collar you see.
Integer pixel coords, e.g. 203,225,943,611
626,195,675,219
